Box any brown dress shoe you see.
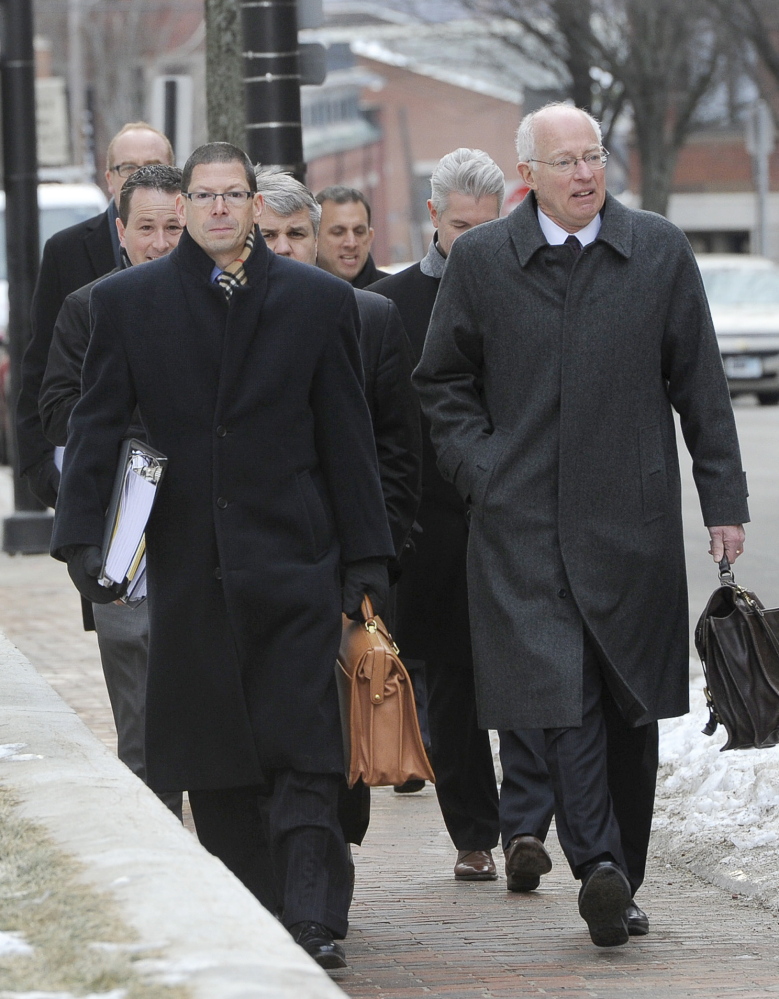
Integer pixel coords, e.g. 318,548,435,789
454,849,498,881
504,834,553,892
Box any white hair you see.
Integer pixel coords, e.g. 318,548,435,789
515,102,603,162
254,168,322,236
429,147,505,214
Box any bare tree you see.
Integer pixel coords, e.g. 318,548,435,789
205,0,246,146
708,0,779,87
465,0,737,215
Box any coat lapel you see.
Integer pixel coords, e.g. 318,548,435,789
83,210,116,276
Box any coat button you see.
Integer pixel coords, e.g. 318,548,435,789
217,497,228,509
558,588,567,598
214,567,222,580
216,425,227,437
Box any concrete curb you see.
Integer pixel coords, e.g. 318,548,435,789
0,630,346,999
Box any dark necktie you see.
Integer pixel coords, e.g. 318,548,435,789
565,234,582,256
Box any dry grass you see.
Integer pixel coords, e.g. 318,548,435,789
0,785,188,998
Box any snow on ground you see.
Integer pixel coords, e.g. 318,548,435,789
0,931,34,957
653,659,779,908
0,991,126,999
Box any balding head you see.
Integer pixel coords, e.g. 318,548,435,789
515,103,607,234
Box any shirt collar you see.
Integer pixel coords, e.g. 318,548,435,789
537,208,602,248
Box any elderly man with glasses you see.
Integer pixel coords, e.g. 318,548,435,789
17,121,173,513
51,142,393,970
413,103,749,948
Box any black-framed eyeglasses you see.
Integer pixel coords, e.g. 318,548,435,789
183,191,254,206
528,149,609,175
110,162,164,178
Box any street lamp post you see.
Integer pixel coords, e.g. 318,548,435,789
1,0,49,554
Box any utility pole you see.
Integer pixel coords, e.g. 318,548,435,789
1,0,47,553
205,0,246,146
746,99,776,258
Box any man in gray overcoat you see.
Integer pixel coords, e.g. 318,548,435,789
412,103,749,948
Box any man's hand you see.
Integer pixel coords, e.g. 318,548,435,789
25,455,60,509
707,525,745,564
342,558,389,621
66,545,117,604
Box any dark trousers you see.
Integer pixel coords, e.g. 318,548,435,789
92,600,182,819
499,634,658,896
425,654,500,851
188,770,351,938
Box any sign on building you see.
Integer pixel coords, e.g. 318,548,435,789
36,77,70,166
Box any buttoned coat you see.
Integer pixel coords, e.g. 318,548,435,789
413,193,749,730
51,229,394,791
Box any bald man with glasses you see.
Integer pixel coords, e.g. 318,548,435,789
413,103,748,948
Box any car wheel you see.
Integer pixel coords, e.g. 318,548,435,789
757,392,779,406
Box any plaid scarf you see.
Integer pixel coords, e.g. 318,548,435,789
215,228,255,300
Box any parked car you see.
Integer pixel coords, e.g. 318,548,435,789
697,253,779,405
0,182,107,464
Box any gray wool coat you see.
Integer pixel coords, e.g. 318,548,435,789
412,192,749,731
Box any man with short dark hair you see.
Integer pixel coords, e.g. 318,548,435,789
315,185,387,287
39,165,183,819
17,121,174,510
51,143,393,970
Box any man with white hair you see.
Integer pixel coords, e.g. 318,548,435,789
370,148,506,882
413,104,748,947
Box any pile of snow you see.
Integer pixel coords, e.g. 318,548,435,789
655,660,779,851
0,931,33,957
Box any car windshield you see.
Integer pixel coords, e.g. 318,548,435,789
0,205,101,281
700,266,779,306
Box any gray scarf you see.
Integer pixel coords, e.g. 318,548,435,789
419,236,446,279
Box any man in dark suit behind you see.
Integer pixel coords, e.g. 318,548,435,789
369,148,505,882
16,120,174,508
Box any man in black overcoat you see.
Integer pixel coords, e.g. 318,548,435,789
413,105,749,948
369,148,506,881
17,121,174,509
256,169,422,849
51,143,394,970
39,165,184,820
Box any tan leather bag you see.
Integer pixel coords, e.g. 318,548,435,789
335,596,435,788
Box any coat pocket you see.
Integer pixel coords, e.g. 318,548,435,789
464,427,510,508
296,469,335,560
639,425,667,523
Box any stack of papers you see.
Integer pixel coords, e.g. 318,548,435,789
99,440,167,606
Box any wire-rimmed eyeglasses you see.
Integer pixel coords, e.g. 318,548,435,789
528,149,609,176
183,191,254,206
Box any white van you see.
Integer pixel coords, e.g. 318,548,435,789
0,182,107,463
0,182,108,338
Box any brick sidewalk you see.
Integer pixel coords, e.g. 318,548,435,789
2,530,779,996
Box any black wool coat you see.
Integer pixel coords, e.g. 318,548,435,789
52,229,394,792
17,210,116,475
354,289,421,556
369,263,472,665
413,193,750,730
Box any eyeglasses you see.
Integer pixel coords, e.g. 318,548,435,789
110,162,164,178
529,149,609,175
183,191,254,206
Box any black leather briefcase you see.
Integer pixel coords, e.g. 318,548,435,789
695,558,779,751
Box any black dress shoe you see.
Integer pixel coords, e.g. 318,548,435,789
577,861,631,947
394,779,426,793
288,921,347,970
626,899,649,936
504,834,553,892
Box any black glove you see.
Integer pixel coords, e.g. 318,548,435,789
25,455,60,509
342,557,389,621
66,545,117,604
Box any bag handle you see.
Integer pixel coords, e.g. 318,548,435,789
361,595,375,622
